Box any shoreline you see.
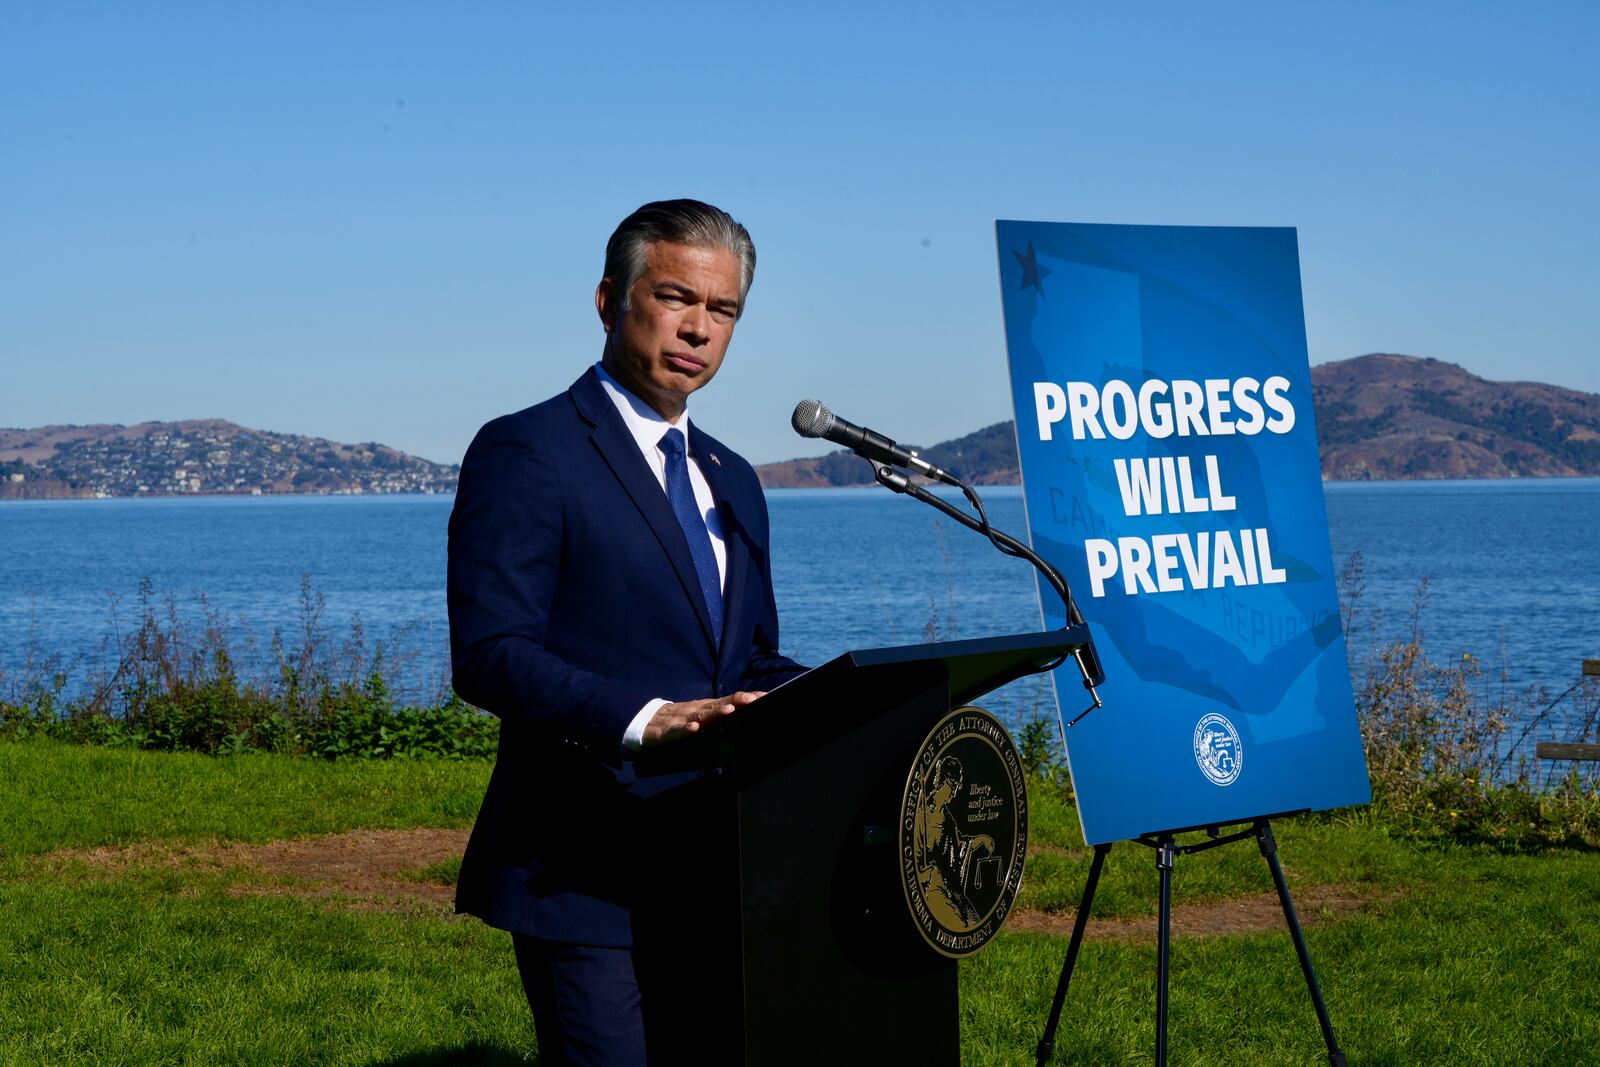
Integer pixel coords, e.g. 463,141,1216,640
9,473,1600,503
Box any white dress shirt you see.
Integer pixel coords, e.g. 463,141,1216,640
593,363,728,756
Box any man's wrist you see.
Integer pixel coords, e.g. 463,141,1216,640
622,698,669,757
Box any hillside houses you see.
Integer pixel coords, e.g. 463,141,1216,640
0,421,458,499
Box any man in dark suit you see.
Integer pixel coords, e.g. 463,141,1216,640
447,199,807,1064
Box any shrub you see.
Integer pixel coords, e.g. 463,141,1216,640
1343,554,1600,847
0,576,498,761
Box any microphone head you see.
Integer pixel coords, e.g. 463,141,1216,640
791,399,834,439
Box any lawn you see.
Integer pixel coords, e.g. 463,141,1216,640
2,739,1597,1065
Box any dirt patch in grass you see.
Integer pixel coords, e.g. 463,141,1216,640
241,827,469,911
1007,883,1387,943
47,830,1386,936
1027,843,1093,861
43,828,470,913
42,838,259,874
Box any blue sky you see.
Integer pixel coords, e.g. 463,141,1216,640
3,3,1595,465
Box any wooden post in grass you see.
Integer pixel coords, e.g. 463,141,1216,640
1534,660,1600,763
1535,742,1600,761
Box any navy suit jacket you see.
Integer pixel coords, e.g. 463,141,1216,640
447,367,806,947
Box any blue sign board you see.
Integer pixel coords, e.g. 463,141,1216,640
995,221,1370,845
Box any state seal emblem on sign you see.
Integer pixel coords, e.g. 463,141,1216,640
1193,712,1243,786
899,706,1028,958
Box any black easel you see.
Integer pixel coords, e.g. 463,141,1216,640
1034,819,1347,1067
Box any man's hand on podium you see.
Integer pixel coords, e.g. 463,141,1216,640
643,691,766,746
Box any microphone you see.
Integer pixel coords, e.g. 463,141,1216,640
791,400,960,486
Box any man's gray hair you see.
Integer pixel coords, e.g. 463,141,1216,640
604,199,756,317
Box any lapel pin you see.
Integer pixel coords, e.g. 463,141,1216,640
709,453,721,466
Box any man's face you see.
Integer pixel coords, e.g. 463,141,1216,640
597,241,743,421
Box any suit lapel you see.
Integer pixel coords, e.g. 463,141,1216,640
570,370,718,653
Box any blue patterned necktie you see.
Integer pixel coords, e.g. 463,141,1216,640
659,428,723,647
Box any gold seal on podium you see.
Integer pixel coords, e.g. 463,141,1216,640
899,706,1029,958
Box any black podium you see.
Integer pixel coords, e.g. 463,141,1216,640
633,628,1091,1066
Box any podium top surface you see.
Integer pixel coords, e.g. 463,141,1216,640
842,627,1084,668
633,627,1092,777
775,625,1091,707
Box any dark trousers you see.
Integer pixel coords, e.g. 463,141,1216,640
512,935,646,1067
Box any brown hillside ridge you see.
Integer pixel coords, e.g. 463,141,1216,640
1312,354,1600,479
753,354,1600,486
0,419,458,500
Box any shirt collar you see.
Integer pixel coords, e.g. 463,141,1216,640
594,362,692,457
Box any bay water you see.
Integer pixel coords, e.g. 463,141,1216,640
2,480,1597,732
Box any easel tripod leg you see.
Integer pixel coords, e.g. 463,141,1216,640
1035,842,1111,1066
1255,821,1347,1067
1154,836,1176,1067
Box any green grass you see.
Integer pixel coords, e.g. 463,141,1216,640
969,786,1600,1064
0,740,514,1065
0,738,488,858
1,880,533,1065
404,856,463,887
3,739,1599,1064
965,846,1600,1065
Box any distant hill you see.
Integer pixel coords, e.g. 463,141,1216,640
0,420,457,500
9,356,1594,499
1313,354,1600,479
754,355,1600,486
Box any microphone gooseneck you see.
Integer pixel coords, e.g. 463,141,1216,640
869,463,1105,725
788,397,1105,723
